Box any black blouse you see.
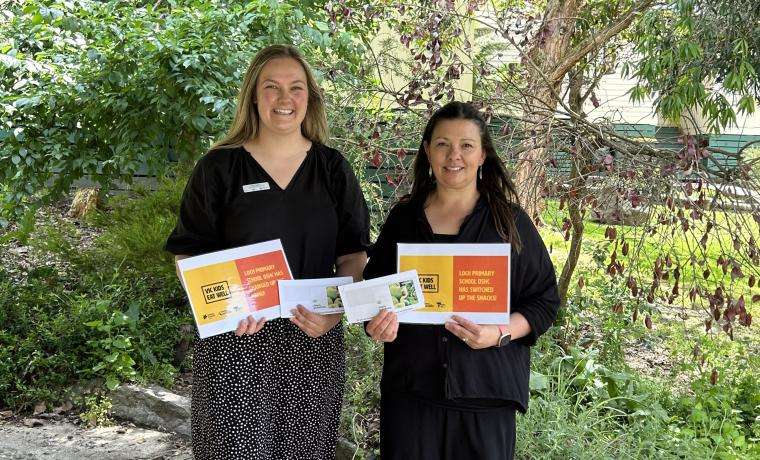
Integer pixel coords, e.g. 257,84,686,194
164,144,370,279
363,196,559,412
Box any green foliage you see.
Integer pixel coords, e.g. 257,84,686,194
0,0,367,222
625,0,760,132
518,337,760,458
341,323,382,454
0,178,189,409
79,394,113,427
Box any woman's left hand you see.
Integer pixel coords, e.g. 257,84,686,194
290,305,342,338
444,315,500,349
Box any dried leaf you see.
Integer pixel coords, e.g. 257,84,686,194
33,402,45,415
607,226,617,241
710,369,718,385
645,315,652,329
748,275,755,288
622,241,629,256
371,151,382,168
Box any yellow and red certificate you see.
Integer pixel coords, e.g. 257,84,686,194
397,243,510,324
177,239,292,338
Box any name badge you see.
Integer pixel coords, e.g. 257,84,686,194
242,182,270,193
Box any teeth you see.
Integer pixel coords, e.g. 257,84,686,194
274,109,294,115
444,167,463,171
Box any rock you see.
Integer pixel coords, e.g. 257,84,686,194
68,187,101,218
336,437,375,460
22,418,44,428
109,385,190,437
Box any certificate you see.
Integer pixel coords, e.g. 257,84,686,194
177,239,293,338
278,277,354,317
397,243,510,324
339,270,425,324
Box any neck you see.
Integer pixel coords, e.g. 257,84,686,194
429,185,480,212
247,129,311,159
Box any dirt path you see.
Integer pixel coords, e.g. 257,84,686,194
0,419,191,459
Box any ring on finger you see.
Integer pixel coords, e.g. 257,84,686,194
462,337,468,344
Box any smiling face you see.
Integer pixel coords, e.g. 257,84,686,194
424,119,485,191
254,57,309,137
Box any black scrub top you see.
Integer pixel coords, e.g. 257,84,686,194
164,143,370,279
363,196,559,412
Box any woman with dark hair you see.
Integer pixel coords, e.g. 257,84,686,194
364,101,559,459
165,45,369,458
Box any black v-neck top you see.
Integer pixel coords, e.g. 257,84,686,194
363,196,559,412
165,144,370,279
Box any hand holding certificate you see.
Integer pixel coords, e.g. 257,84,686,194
177,239,292,338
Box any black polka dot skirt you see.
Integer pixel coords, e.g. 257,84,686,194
190,319,346,459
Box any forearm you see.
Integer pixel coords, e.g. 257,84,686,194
336,251,367,281
504,312,531,341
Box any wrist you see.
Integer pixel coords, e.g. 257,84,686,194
494,324,511,347
492,325,503,347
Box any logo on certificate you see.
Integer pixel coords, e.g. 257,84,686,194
419,274,439,293
202,281,231,304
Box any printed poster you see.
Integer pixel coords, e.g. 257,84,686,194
338,270,425,324
397,243,510,324
278,277,354,317
177,239,293,338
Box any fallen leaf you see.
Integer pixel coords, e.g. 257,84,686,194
33,402,46,415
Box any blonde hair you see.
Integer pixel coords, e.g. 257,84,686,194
212,44,328,149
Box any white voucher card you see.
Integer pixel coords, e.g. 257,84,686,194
338,270,425,324
278,277,354,317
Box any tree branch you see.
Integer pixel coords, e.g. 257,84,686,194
550,0,657,83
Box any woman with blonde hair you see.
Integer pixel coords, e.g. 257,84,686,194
165,44,370,459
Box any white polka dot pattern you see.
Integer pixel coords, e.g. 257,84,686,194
191,318,346,459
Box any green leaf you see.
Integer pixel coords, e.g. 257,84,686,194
529,371,549,391
105,376,120,390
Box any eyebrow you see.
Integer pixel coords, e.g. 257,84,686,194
261,78,306,85
433,136,477,142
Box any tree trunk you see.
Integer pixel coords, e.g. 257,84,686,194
557,67,587,310
514,0,581,221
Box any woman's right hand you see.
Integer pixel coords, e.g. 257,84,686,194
366,309,399,342
235,315,267,336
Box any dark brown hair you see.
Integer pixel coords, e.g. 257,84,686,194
409,101,522,252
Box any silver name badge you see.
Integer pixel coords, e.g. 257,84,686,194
242,182,270,193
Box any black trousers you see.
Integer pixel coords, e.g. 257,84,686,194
380,393,517,460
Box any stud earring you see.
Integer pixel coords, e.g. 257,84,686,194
478,165,483,180
428,166,432,177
